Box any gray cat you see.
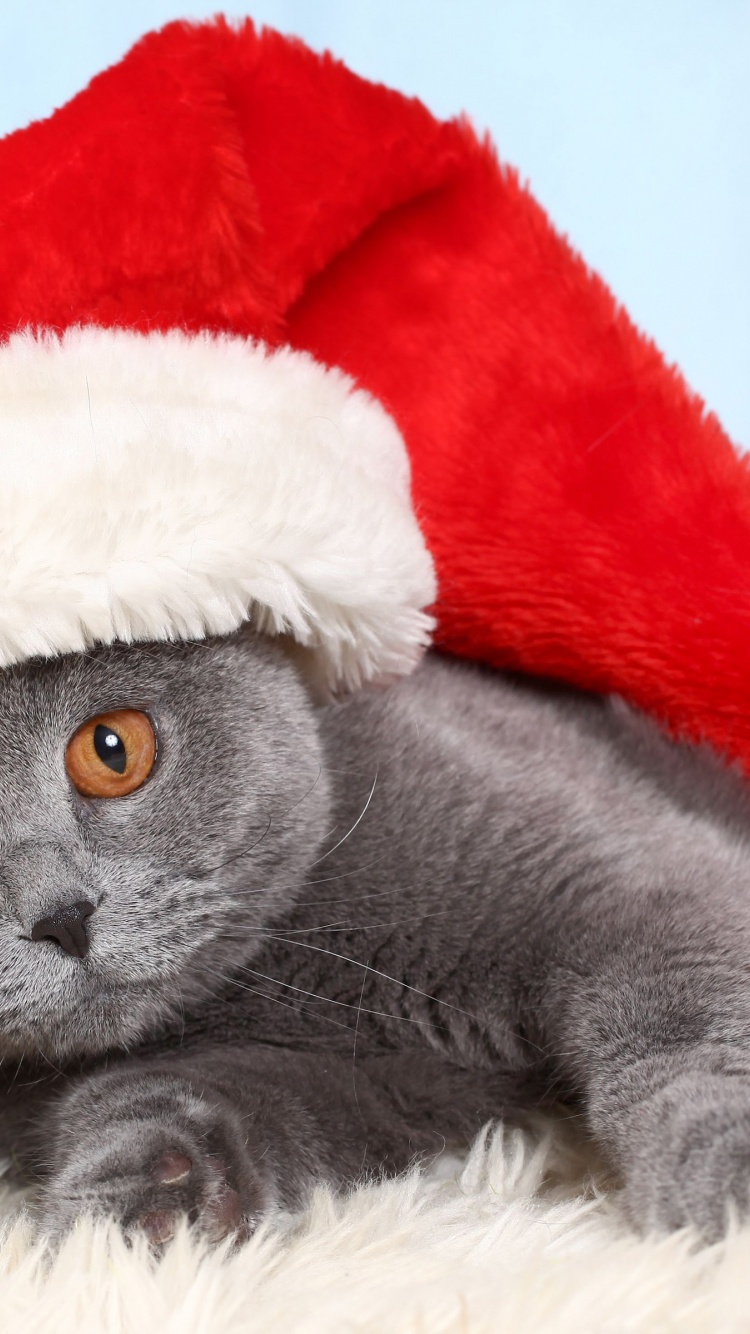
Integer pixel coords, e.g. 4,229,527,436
1,628,750,1245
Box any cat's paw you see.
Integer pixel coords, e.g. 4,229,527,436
37,1068,271,1246
621,1072,750,1241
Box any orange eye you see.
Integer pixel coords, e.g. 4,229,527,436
66,710,157,798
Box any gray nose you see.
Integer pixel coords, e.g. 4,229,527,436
30,900,95,959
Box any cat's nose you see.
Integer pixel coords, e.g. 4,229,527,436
30,900,95,959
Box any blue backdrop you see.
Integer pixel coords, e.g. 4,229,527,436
1,0,747,446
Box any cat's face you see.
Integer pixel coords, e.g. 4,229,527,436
0,633,327,1062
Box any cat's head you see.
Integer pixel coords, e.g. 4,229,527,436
0,632,328,1061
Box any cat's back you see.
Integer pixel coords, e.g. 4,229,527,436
320,652,638,809
318,652,750,857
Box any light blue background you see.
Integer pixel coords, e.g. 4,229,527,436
1,0,748,446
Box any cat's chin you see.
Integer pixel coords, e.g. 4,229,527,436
0,934,259,1063
0,979,178,1063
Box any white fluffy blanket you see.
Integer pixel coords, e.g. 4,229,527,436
0,1118,745,1333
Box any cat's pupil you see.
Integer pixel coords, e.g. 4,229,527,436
94,724,127,774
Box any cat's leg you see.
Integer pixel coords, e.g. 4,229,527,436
33,1045,492,1244
537,904,750,1239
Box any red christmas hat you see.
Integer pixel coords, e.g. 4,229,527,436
1,18,748,765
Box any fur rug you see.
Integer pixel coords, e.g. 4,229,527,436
0,1119,746,1333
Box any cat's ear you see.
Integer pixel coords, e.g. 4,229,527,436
249,629,401,707
269,635,338,706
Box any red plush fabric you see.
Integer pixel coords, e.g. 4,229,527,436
1,18,748,769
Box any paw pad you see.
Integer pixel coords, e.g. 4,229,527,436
140,1209,178,1245
205,1184,243,1241
152,1149,192,1185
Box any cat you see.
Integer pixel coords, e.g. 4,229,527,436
1,627,750,1245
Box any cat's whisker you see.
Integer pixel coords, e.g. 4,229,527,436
232,960,443,1029
202,953,451,1032
279,763,324,822
351,964,368,1121
201,816,273,876
199,767,325,879
172,978,187,1046
262,934,481,1025
30,1041,66,1079
246,909,452,937
226,852,393,900
310,769,379,868
303,855,393,888
203,967,353,1032
298,884,396,904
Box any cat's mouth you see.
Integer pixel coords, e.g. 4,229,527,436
0,960,176,1062
2,896,230,1061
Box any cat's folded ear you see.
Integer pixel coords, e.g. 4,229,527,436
261,631,397,706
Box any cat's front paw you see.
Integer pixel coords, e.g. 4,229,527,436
37,1068,271,1246
621,1072,750,1240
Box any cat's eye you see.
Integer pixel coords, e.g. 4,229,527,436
66,710,157,798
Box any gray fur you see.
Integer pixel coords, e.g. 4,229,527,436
1,631,750,1242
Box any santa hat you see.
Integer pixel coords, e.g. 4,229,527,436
0,328,433,690
2,19,750,767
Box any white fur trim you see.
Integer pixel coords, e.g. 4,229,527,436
0,328,436,688
0,1118,738,1331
